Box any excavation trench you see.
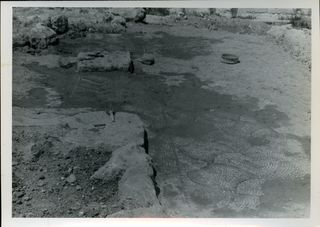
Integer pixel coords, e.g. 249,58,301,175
13,24,310,217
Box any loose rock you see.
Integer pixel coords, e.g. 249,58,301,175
103,12,114,22
37,180,46,187
66,173,77,183
26,212,34,217
24,196,32,201
76,185,82,191
16,200,23,205
16,191,25,198
78,211,85,217
30,139,53,161
28,23,58,49
49,15,69,34
111,16,126,27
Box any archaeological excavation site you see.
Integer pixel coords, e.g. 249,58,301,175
11,7,311,218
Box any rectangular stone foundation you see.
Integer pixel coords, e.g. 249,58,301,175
77,51,132,72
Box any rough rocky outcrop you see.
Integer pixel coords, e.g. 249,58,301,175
48,15,69,34
28,23,58,49
77,51,133,72
111,8,146,23
111,16,126,27
13,22,58,49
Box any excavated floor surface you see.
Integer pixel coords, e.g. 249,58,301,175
13,22,310,217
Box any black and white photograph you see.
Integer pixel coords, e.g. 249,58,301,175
1,0,320,225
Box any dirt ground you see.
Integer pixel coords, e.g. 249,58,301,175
12,11,311,218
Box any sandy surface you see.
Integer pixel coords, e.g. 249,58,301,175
12,15,310,218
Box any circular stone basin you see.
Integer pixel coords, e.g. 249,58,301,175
221,54,240,64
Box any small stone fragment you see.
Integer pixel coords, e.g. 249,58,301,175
66,173,76,183
76,185,82,191
26,212,34,217
24,196,32,201
37,180,46,187
42,208,49,214
16,191,25,198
